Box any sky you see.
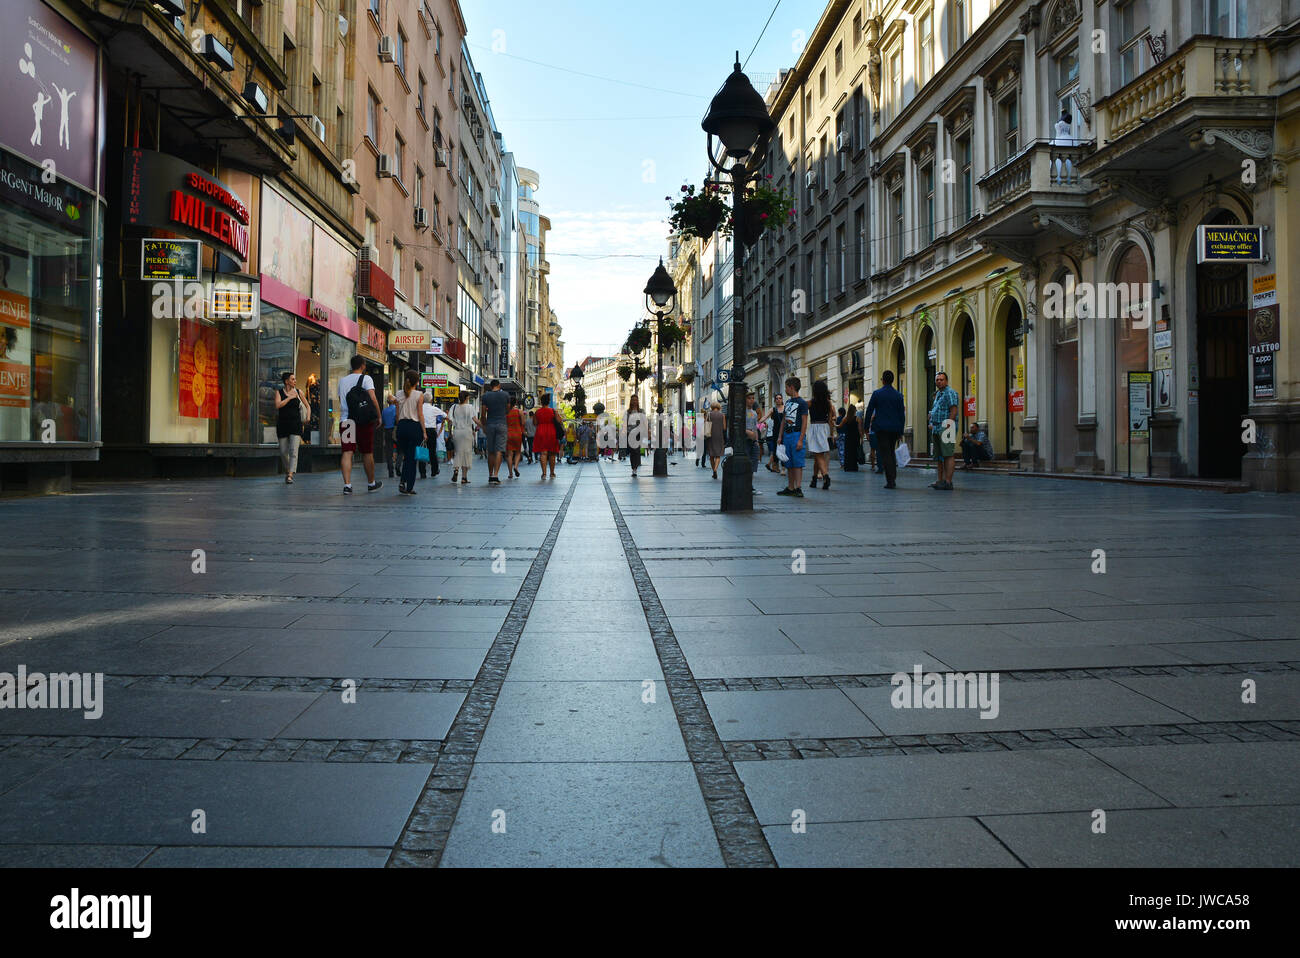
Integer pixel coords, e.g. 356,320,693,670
460,0,828,368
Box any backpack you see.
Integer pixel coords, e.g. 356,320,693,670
346,373,378,426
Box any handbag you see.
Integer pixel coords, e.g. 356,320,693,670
414,444,430,463
775,442,789,464
895,441,911,470
704,418,712,438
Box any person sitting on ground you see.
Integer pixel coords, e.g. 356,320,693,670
961,423,994,469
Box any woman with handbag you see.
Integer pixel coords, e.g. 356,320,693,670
394,371,427,495
274,372,307,483
450,392,478,484
706,401,726,478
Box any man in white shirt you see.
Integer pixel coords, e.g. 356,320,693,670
337,355,382,495
420,399,444,479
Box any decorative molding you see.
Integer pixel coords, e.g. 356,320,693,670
1140,201,1178,232
1064,232,1098,261
1032,212,1091,236
1190,127,1273,159
977,237,1037,264
1019,2,1043,36
1144,30,1168,64
1071,87,1092,126
1097,173,1166,210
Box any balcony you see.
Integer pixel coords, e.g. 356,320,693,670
1081,36,1274,179
489,187,502,215
970,140,1095,257
979,141,1093,210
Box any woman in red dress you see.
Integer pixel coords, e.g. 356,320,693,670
505,396,524,478
531,394,560,479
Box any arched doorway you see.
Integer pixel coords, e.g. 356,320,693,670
1113,244,1150,474
1001,300,1026,456
958,316,976,429
888,337,906,412
1052,268,1079,471
1195,212,1250,478
919,325,937,422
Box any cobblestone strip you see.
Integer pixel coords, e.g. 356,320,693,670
597,465,775,868
0,588,512,606
720,721,1300,760
695,662,1300,691
105,676,476,692
0,735,442,763
386,468,583,868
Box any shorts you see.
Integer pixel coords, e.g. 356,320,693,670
486,421,509,454
341,419,377,454
932,431,957,459
782,431,806,470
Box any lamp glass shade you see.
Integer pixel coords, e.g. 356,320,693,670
643,260,676,309
701,58,775,156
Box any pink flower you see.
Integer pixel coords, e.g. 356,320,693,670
760,213,768,219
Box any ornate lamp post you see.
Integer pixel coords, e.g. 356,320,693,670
703,54,775,512
644,259,677,477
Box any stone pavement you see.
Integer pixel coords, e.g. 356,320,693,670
0,454,1297,867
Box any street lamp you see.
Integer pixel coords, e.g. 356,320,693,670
644,259,677,477
703,54,775,512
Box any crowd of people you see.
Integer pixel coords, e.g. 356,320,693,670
273,354,997,496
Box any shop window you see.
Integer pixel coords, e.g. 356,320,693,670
326,332,352,445
148,315,256,445
256,306,297,443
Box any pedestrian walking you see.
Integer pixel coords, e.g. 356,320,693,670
523,409,536,463
766,399,783,473
394,371,426,495
506,396,524,478
481,379,510,485
842,403,861,472
338,355,382,495
532,394,560,478
863,370,905,489
835,406,847,468
274,372,306,483
380,393,398,477
928,371,960,490
421,396,443,479
450,392,479,484
706,401,726,478
625,394,645,477
776,376,808,497
807,379,836,490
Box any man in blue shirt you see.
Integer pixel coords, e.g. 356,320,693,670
863,370,906,488
928,371,961,490
775,376,809,497
380,394,399,478
961,423,993,469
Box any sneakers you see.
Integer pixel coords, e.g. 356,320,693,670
489,476,501,484
930,480,953,490
791,488,804,497
343,484,353,495
367,480,383,492
776,487,792,496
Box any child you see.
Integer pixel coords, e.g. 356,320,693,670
775,376,808,498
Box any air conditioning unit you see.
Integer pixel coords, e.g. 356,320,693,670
377,153,394,177
414,207,429,229
806,170,817,190
308,115,326,141
434,146,448,168
462,92,474,112
837,131,850,152
378,36,395,61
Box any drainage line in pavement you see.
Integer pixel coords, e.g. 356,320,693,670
597,463,776,868
386,468,583,867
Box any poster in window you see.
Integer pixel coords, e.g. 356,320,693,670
179,319,220,418
0,251,33,447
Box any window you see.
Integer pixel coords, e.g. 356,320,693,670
888,50,902,124
433,108,443,146
820,135,829,188
366,88,380,144
414,263,425,312
836,226,846,293
954,0,968,47
853,88,866,150
805,252,815,309
998,93,1019,163
369,0,380,18
415,167,424,208
396,27,407,77
919,162,935,246
834,42,843,74
852,12,863,47
394,132,405,183
891,185,904,263
855,206,866,279
957,133,973,223
819,68,827,99
283,36,297,109
364,213,378,250
1118,1,1150,87
435,20,443,57
918,10,934,85
835,111,847,174
312,76,322,121
820,240,829,305
392,240,403,292
417,72,427,115
1209,0,1247,37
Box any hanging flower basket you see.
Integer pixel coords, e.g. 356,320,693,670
616,364,634,382
656,319,687,352
734,179,796,245
625,326,652,355
634,367,652,384
668,183,731,239
677,366,697,385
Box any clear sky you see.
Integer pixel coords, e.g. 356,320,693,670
460,0,828,368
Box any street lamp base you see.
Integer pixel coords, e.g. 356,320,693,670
653,449,668,477
720,453,753,511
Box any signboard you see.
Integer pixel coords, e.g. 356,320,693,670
1154,349,1173,370
433,386,460,400
141,239,200,281
1253,353,1275,400
1007,389,1025,413
1252,273,1276,300
1249,275,1280,356
178,319,220,418
210,284,257,320
1128,371,1152,440
0,287,31,411
390,329,431,351
1153,329,1172,350
1155,368,1173,407
499,339,510,379
427,337,444,355
964,395,976,418
523,394,535,409
1196,224,1265,264
356,319,387,363
124,151,250,262
420,373,448,390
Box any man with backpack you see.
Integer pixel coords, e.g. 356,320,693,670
338,355,382,495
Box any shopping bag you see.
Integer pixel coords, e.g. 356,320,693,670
775,442,789,464
415,445,430,464
894,441,911,470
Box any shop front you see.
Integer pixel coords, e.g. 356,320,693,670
0,0,104,492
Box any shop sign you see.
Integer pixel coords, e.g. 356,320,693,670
210,283,257,320
0,288,31,410
1249,274,1279,355
1154,349,1173,370
357,319,387,362
124,150,249,263
141,239,201,281
1007,389,1025,413
420,373,448,390
391,329,431,351
306,299,331,325
1253,353,1275,400
1196,225,1265,264
523,394,535,409
0,148,91,235
964,395,976,418
178,319,220,419
1155,368,1174,407
433,386,460,400
499,338,510,378
1128,371,1152,440
1153,329,1172,350
427,337,445,355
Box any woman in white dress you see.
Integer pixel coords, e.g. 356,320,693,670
450,393,479,484
807,379,836,490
